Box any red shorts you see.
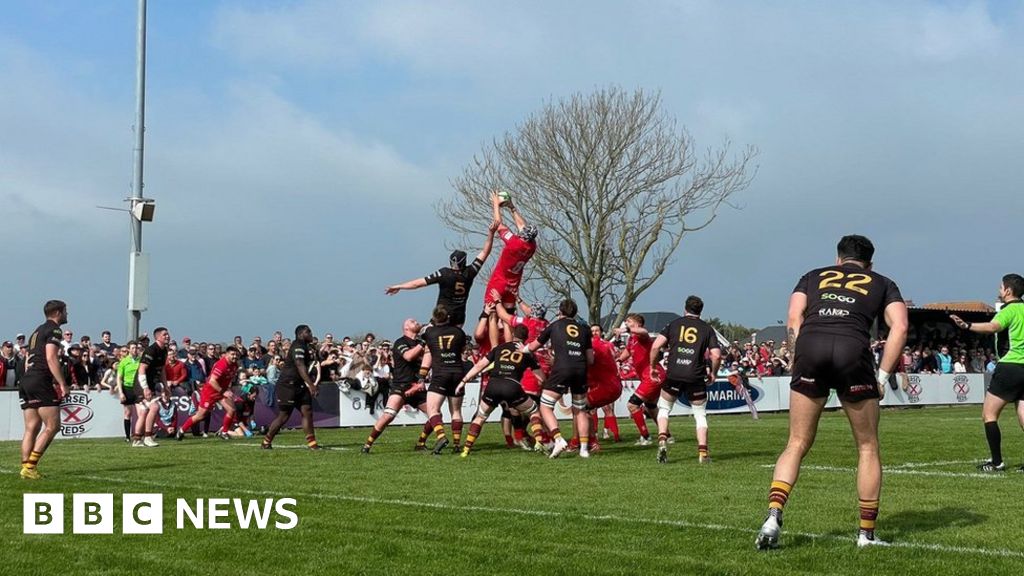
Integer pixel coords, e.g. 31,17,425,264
198,384,227,410
587,382,622,409
484,276,519,307
521,369,541,396
634,375,662,403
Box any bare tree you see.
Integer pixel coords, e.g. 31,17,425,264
437,86,757,326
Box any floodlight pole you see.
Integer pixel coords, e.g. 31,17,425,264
127,0,148,342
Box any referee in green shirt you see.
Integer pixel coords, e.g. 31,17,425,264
951,273,1024,472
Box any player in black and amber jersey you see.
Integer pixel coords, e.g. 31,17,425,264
648,296,721,465
362,319,448,454
526,299,593,459
756,235,907,551
18,300,69,480
420,305,468,451
135,327,170,448
262,325,321,450
457,325,547,457
384,221,498,326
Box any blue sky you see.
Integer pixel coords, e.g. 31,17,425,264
2,0,1022,342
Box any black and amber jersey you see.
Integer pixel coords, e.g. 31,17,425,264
424,261,482,317
392,336,423,385
487,342,540,382
23,320,62,380
660,316,719,382
424,325,467,374
536,318,591,372
134,343,168,386
794,263,904,345
278,340,311,387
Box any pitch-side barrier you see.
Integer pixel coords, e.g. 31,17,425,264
0,373,986,441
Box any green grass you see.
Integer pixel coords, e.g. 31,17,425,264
3,406,1024,575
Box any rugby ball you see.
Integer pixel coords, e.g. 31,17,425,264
497,190,512,207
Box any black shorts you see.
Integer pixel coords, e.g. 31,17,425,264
18,376,60,410
662,377,708,403
988,362,1024,402
277,384,312,409
544,368,588,396
482,378,529,408
789,333,878,403
449,308,467,327
389,381,428,408
429,371,465,397
120,387,140,406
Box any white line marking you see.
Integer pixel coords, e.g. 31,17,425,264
888,460,978,470
759,464,1005,480
231,444,349,451
6,468,1021,559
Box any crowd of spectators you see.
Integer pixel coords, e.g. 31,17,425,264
0,325,1001,398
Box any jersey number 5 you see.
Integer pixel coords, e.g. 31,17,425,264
679,327,698,344
818,271,872,295
454,282,466,296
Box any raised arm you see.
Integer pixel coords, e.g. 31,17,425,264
491,191,504,228
509,203,527,231
385,277,428,296
477,220,500,263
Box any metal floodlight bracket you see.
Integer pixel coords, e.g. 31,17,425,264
128,197,156,222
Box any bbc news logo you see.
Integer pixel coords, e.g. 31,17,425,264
23,494,298,534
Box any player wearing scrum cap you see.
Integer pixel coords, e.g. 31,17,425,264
385,221,498,327
484,191,538,311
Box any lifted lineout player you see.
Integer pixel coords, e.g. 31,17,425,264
484,191,538,310
362,319,448,454
177,346,242,441
18,300,70,480
420,305,469,452
526,299,593,458
648,296,721,464
950,273,1024,472
458,324,547,457
262,325,321,450
385,220,499,327
756,235,907,550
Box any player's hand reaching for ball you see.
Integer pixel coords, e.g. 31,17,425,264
385,286,400,296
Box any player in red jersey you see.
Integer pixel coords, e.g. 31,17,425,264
176,346,241,440
590,324,622,442
484,192,538,310
581,325,623,452
616,314,662,445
